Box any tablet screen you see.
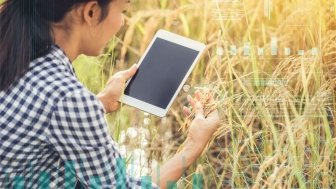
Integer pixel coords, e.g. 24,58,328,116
124,38,200,109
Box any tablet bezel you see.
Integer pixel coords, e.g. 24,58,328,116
120,29,206,117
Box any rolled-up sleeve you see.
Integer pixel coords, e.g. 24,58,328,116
47,90,159,189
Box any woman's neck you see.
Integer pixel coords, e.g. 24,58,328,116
52,23,82,62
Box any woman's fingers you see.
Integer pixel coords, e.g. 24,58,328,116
187,91,207,116
183,106,191,116
186,90,218,120
188,91,203,108
117,64,138,80
195,90,202,101
187,95,195,107
195,101,205,118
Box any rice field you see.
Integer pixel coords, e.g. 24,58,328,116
74,0,336,188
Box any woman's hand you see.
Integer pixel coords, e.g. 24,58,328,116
183,90,220,156
150,90,220,188
97,64,138,113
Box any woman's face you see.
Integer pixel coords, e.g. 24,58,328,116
82,0,130,56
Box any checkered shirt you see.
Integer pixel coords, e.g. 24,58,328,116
0,45,159,189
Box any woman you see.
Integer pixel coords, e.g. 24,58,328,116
0,0,220,188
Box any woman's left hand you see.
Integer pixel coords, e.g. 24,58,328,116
97,64,138,113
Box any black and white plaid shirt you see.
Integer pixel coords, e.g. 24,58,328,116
0,45,159,188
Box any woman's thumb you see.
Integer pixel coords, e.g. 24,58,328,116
123,64,138,79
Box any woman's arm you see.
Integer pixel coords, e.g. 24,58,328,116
152,91,220,188
151,139,200,188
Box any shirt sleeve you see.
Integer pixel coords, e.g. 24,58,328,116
48,89,160,189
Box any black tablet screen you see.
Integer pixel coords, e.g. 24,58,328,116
124,38,200,109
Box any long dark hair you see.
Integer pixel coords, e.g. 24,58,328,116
0,0,112,91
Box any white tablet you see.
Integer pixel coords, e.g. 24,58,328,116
120,29,206,117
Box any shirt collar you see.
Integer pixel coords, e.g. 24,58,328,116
51,44,76,77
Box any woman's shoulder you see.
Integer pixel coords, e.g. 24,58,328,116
20,46,87,105
28,45,75,78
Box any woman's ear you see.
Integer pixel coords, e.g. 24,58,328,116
82,1,101,26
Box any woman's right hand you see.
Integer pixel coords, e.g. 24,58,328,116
183,90,221,156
